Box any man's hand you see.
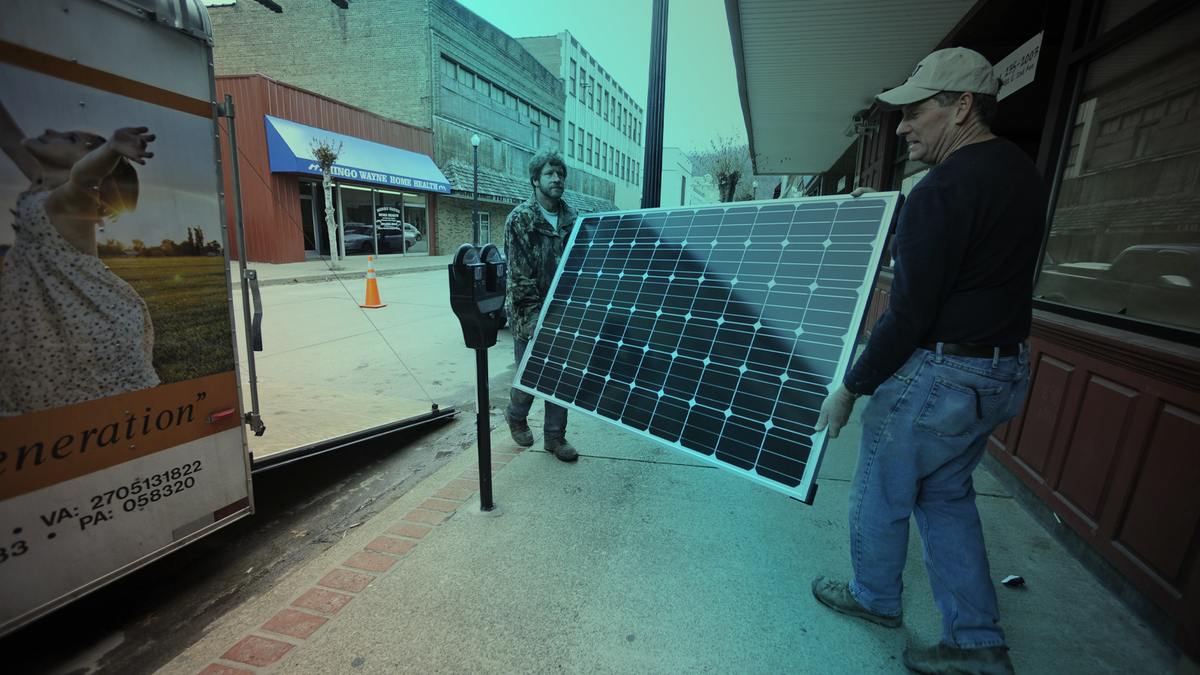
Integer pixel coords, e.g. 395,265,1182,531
850,187,878,198
815,384,860,439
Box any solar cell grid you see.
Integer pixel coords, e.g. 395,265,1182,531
515,194,899,503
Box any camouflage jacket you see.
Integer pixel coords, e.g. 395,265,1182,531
504,194,578,343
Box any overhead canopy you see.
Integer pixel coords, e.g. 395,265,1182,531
725,0,978,175
264,115,451,193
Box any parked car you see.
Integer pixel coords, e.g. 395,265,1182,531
345,222,415,253
342,222,376,254
1036,243,1200,328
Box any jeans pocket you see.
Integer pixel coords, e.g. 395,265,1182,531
915,376,1004,438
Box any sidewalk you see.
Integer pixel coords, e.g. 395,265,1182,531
240,253,455,287
155,393,1179,674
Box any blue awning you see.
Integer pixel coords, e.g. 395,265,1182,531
264,115,450,194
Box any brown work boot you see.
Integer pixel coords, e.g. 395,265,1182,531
544,437,578,462
902,642,1014,675
507,414,533,447
811,576,902,628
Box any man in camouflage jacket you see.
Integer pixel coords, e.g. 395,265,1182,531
504,149,580,461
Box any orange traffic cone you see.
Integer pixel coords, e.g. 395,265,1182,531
359,255,387,308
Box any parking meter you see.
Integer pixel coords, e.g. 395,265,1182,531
448,242,507,512
449,243,507,350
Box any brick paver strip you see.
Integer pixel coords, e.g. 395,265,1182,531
344,551,398,573
366,536,416,556
220,635,294,667
419,498,460,513
262,609,328,639
459,468,481,481
293,588,354,614
434,487,472,501
318,568,376,593
198,665,255,675
446,478,479,491
386,522,432,539
404,508,449,526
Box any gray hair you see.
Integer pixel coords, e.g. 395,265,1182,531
932,90,998,129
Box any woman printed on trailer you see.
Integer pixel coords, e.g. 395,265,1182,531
0,98,159,416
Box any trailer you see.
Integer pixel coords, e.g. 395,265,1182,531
0,0,455,635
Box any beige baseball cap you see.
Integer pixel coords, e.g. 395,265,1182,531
876,47,999,108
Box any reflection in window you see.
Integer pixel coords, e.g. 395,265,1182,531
1035,4,1200,330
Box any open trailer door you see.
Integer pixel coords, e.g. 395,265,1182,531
0,0,252,635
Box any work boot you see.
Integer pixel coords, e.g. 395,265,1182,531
811,576,902,628
902,642,1015,675
544,437,578,462
507,414,533,447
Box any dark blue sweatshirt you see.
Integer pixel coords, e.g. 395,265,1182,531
845,137,1047,395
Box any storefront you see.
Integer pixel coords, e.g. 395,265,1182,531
216,75,447,263
728,0,1200,663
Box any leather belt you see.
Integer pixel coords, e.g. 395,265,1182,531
918,342,1021,358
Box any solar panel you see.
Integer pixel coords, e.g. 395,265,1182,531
513,194,900,503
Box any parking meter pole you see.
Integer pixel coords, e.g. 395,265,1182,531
449,242,506,514
475,348,494,511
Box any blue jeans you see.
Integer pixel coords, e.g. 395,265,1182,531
508,338,568,440
849,343,1029,649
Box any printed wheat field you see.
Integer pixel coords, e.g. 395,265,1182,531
105,256,237,385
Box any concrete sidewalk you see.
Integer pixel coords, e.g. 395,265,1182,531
155,388,1178,674
239,253,455,287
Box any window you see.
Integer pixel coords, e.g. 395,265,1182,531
586,133,593,165
603,90,609,121
532,122,540,149
588,75,595,109
519,100,529,118
475,76,489,97
569,58,577,97
593,136,599,167
507,92,518,111
610,97,616,126
578,131,584,161
602,143,608,173
440,56,455,78
568,123,575,158
491,84,504,104
1033,2,1200,332
457,66,474,88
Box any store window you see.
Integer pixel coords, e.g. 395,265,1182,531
334,185,429,258
1034,3,1200,331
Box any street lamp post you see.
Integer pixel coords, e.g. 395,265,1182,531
471,134,481,246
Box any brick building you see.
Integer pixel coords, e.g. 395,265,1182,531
207,0,616,258
518,30,646,210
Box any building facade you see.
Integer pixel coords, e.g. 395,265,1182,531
659,147,714,207
518,31,646,211
207,0,615,257
215,74,446,263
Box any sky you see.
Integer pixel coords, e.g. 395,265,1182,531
450,0,747,154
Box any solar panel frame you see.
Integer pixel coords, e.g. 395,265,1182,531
513,193,900,504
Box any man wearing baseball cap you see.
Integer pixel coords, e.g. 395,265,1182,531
812,48,1047,675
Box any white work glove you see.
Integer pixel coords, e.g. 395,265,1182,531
815,385,860,439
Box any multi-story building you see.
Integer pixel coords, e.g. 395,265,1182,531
206,0,616,259
518,31,645,211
